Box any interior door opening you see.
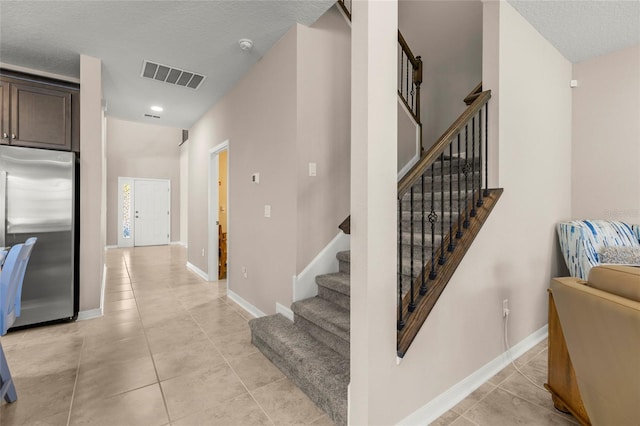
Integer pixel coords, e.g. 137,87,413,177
208,141,229,282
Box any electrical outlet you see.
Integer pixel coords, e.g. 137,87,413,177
242,267,248,278
503,299,509,317
201,248,205,257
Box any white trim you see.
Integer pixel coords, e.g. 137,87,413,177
228,289,266,318
77,308,103,321
397,325,548,426
398,153,420,181
292,232,350,302
208,140,229,282
397,96,421,181
105,245,118,250
276,302,294,322
0,62,81,84
186,261,209,281
169,241,185,246
78,264,107,321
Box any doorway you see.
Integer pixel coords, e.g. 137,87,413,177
117,177,171,247
208,141,229,281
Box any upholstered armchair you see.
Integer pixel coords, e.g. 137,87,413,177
557,220,640,280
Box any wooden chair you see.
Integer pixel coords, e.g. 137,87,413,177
0,237,37,403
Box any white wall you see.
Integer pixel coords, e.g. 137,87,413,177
105,117,182,246
399,0,483,149
572,44,640,224
79,55,105,313
351,2,573,423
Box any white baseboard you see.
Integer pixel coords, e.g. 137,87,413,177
276,302,294,322
186,261,209,281
80,264,107,321
398,325,548,426
169,241,185,246
292,232,350,302
77,308,103,321
104,245,118,250
228,289,266,318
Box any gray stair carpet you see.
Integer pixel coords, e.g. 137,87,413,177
249,155,479,426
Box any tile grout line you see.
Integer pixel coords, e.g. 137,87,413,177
65,332,86,426
497,386,579,425
124,251,173,426
184,293,277,426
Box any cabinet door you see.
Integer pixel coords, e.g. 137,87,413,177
0,79,8,145
10,82,72,150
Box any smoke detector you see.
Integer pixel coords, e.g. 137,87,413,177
239,39,253,51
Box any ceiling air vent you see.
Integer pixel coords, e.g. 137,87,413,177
141,60,206,90
144,114,161,119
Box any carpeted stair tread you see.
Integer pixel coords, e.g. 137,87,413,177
292,297,350,342
316,272,350,297
336,251,350,263
249,314,348,425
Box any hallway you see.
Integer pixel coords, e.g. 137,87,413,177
0,245,331,425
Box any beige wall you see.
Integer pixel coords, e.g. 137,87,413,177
397,100,419,173
399,0,483,149
296,6,351,271
572,44,640,224
79,55,105,312
180,141,188,246
350,2,573,423
105,117,182,246
188,25,298,313
187,6,350,314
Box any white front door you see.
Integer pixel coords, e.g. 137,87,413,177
134,179,170,246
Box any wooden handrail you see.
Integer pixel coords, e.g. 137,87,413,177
397,90,491,198
463,82,482,106
398,30,418,68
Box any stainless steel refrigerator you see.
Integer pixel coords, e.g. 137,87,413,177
0,145,77,328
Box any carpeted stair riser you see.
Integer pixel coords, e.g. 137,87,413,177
337,251,350,274
295,313,350,358
400,217,455,232
316,270,350,311
400,230,444,246
249,314,348,425
291,297,350,358
411,172,480,190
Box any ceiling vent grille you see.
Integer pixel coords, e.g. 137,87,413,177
141,60,206,90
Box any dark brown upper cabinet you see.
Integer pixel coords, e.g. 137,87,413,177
1,71,79,152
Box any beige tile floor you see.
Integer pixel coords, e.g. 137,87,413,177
0,245,580,426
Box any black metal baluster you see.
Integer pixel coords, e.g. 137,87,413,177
463,124,470,229
405,53,409,104
448,140,455,252
470,116,477,217
399,51,404,97
456,133,463,239
420,174,427,295
484,102,490,197
397,199,404,330
429,164,437,280
439,154,446,265
409,187,415,312
477,108,484,207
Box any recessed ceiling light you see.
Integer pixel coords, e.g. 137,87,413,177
151,105,163,112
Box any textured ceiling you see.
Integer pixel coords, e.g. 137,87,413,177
0,0,334,128
1,1,638,128
508,0,640,63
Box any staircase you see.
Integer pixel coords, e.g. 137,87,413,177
249,252,351,425
249,155,490,425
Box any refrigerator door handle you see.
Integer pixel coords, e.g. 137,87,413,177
0,170,5,247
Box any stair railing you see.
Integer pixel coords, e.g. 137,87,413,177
338,0,423,152
396,90,496,356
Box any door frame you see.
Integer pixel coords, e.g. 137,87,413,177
208,140,229,282
117,176,171,247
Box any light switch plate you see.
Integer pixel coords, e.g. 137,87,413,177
309,162,317,177
264,204,271,218
252,173,260,184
